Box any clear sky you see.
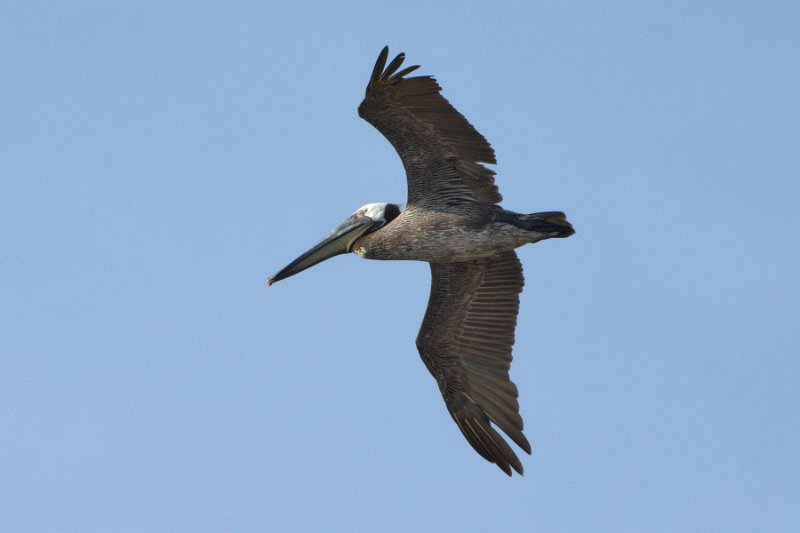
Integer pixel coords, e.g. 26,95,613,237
2,2,798,531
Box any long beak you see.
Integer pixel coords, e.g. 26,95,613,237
268,214,379,286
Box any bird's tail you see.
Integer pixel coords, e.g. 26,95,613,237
515,211,575,238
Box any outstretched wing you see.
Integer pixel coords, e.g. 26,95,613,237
416,251,531,476
358,46,502,208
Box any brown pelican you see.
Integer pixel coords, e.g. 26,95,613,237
269,47,574,476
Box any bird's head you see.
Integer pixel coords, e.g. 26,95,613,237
268,202,401,286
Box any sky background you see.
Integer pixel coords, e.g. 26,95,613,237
2,2,799,532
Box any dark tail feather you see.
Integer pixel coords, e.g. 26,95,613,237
518,211,575,237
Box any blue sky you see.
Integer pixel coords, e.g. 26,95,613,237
2,2,798,531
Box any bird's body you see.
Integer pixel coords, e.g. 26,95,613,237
353,205,570,262
269,47,573,476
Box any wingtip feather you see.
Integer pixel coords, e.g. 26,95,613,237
382,51,407,79
370,46,389,83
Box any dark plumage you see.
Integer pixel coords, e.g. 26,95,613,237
269,47,573,476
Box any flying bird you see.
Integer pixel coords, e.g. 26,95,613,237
269,47,574,476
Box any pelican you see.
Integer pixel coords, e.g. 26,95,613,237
269,47,574,476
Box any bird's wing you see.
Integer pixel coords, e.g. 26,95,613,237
358,47,502,208
416,251,531,476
